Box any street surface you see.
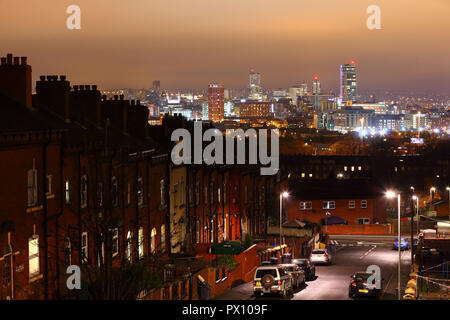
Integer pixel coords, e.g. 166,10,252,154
214,235,412,300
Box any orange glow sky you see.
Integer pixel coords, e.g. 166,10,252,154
1,0,449,93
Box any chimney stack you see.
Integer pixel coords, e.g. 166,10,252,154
0,53,32,108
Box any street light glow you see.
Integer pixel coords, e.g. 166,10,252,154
282,192,289,198
386,191,396,198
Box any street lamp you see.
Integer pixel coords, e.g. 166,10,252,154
446,187,450,220
280,192,289,248
412,195,419,237
386,190,401,300
430,187,436,202
325,212,331,234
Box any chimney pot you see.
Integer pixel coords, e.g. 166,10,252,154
20,57,27,65
136,100,140,105
6,53,12,64
92,85,97,91
40,75,46,81
60,75,66,81
102,95,107,100
73,85,79,91
1,57,6,65
131,100,135,106
85,85,91,90
120,94,124,100
80,85,85,91
13,57,19,65
114,95,118,100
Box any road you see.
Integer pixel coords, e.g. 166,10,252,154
215,236,412,300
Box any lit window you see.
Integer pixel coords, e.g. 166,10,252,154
210,220,214,243
161,225,165,252
299,201,312,210
28,235,39,278
45,175,52,196
150,228,156,253
196,220,200,244
138,227,144,259
323,201,335,209
160,179,165,206
349,200,355,209
112,177,119,207
81,232,88,263
351,166,355,172
137,177,144,206
361,200,368,208
358,166,362,171
111,228,119,258
65,180,72,204
344,166,347,172
126,231,132,262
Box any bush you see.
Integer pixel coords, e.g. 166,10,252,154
242,233,253,250
216,255,238,270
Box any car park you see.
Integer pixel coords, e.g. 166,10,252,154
348,272,382,299
310,248,332,265
292,258,316,280
253,265,293,298
279,264,306,288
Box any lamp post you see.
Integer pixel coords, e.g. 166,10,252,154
446,187,450,220
430,187,436,203
325,211,331,234
280,192,289,248
386,191,401,300
412,195,419,237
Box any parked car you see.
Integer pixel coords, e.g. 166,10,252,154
292,258,316,280
253,265,293,298
279,264,306,288
393,237,409,250
310,248,332,265
348,272,382,299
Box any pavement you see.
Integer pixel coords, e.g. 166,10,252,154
214,236,413,300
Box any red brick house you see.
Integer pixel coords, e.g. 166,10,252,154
285,179,387,226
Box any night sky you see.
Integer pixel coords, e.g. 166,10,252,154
1,0,449,93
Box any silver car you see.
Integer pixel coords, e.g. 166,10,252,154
310,248,332,265
279,264,306,289
253,266,293,297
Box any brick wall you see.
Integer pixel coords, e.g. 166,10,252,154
326,224,392,235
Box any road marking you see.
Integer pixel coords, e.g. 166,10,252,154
359,245,377,259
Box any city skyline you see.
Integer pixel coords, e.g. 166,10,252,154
1,0,449,93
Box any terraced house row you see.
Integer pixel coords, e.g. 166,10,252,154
0,53,281,300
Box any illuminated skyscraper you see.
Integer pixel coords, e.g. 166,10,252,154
249,69,262,99
340,61,357,104
207,84,224,122
312,76,321,95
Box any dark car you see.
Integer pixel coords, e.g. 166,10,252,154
348,272,382,299
292,258,316,280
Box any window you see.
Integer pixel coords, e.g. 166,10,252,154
80,175,88,208
196,220,200,244
112,177,119,207
195,182,200,205
3,254,11,286
111,228,119,258
204,185,208,205
97,182,103,207
81,232,88,263
322,201,335,209
210,220,214,243
150,228,156,253
65,180,72,204
138,227,144,259
358,166,362,171
137,177,144,206
344,166,348,172
160,179,165,206
28,235,39,278
64,237,72,265
361,200,367,208
223,180,227,204
127,183,131,206
349,200,355,209
351,166,355,172
224,217,227,240
126,231,132,262
244,185,248,204
299,201,312,210
358,218,370,224
161,225,165,252
27,169,38,207
45,175,52,196
218,187,221,204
